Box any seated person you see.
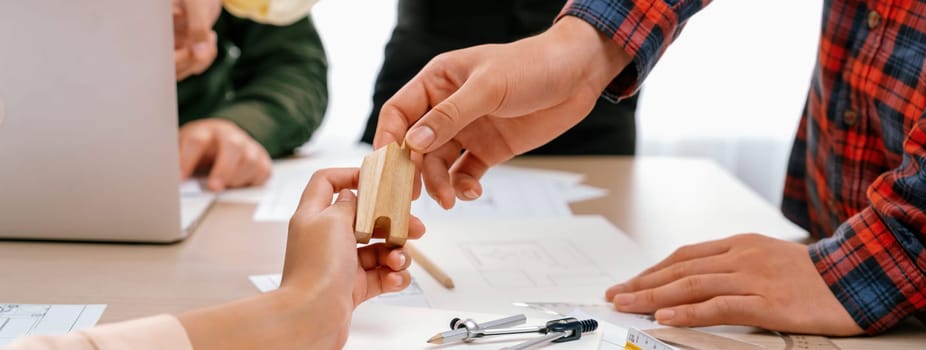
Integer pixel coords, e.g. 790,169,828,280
362,0,637,156
174,0,328,191
5,168,423,349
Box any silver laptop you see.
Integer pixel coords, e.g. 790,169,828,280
0,0,212,242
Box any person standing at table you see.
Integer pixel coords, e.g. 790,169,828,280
360,0,638,158
373,0,926,337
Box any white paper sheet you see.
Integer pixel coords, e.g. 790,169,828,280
0,304,106,346
405,216,654,316
407,165,606,221
249,274,431,307
345,303,602,350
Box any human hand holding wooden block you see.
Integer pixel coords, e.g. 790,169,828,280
354,142,415,247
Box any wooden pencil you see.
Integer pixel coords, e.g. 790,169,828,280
404,243,455,289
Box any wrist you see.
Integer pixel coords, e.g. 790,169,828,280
269,287,351,337
178,287,350,350
543,16,629,93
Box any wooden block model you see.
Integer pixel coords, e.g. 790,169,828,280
355,142,415,247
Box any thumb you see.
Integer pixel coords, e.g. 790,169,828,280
328,189,357,218
403,74,502,153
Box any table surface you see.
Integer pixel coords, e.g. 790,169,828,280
1,156,922,349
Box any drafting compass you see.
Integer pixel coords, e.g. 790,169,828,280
427,314,598,349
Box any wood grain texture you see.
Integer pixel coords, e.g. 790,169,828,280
354,142,415,247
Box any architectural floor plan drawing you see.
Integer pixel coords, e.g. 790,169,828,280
0,304,106,346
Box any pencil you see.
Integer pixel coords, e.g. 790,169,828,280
404,243,455,289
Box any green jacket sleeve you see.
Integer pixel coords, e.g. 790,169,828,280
214,14,328,157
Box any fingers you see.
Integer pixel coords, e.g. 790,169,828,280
421,140,463,209
189,31,217,76
175,47,194,81
636,239,732,277
653,295,767,328
354,243,415,304
612,273,748,314
178,127,212,180
407,215,426,240
410,152,423,200
357,244,410,271
373,80,428,149
374,52,504,153
294,168,360,216
606,255,731,300
175,31,217,81
357,268,411,304
449,151,488,201
224,144,271,188
179,0,218,44
206,132,245,191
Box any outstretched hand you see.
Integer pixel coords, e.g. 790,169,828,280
373,17,630,209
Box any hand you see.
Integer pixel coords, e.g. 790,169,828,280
373,17,629,209
178,118,272,191
283,168,427,348
173,0,222,81
606,234,863,336
179,168,426,350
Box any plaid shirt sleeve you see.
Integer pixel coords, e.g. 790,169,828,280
809,119,926,334
782,0,926,334
556,0,712,101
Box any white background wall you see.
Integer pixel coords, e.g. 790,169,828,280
306,0,824,206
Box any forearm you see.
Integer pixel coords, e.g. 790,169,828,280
537,16,629,97
556,0,714,99
215,79,326,158
216,16,328,157
179,289,346,350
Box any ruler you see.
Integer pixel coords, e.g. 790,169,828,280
625,328,674,350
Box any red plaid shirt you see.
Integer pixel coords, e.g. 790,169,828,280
561,0,926,334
